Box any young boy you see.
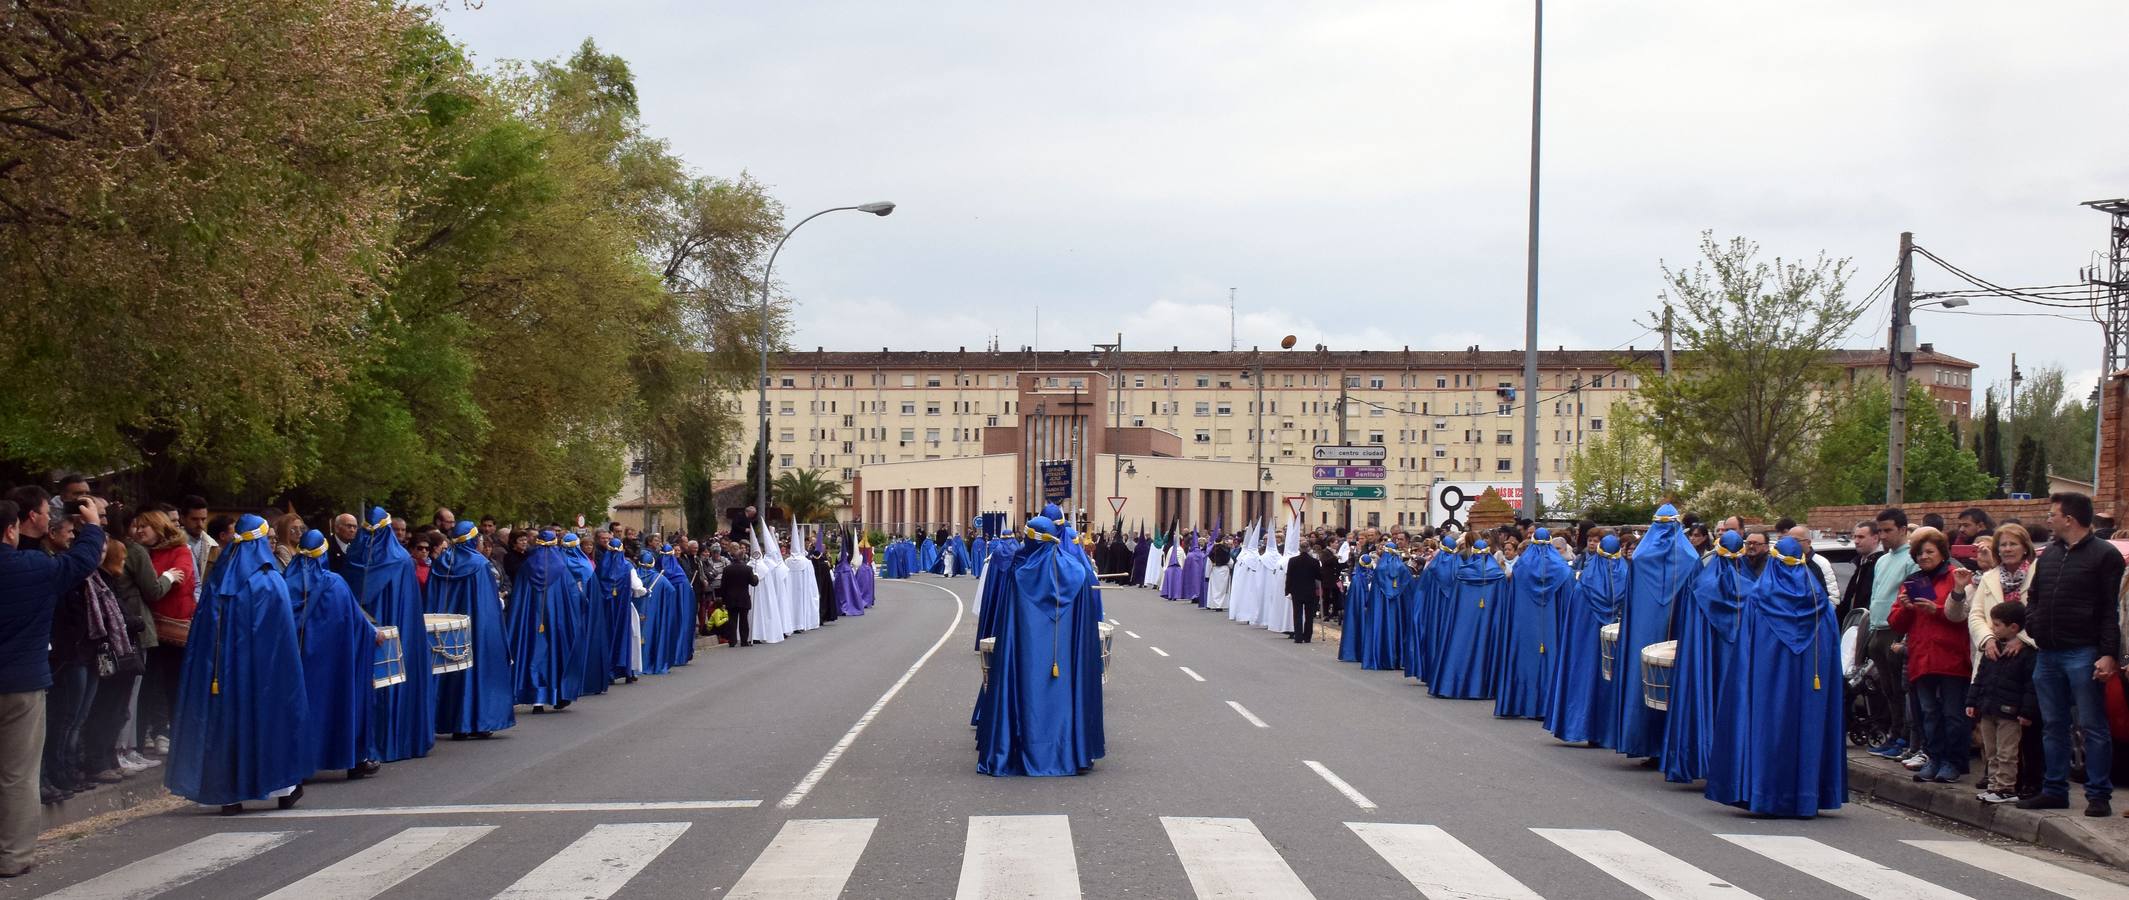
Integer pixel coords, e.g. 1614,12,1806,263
1966,602,2039,804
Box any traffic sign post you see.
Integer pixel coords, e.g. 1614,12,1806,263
1312,445,1387,461
1312,484,1386,500
1312,465,1386,480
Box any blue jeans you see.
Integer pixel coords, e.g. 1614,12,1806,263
2033,646,2114,801
1912,674,1970,773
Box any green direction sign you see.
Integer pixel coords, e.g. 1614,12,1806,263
1312,484,1386,500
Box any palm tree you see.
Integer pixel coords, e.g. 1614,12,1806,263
772,468,848,524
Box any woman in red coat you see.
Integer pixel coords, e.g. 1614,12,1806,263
1890,526,1974,784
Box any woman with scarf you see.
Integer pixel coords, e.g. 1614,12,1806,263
1888,526,1974,784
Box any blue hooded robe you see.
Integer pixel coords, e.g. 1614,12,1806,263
283,530,373,773
1494,533,1569,719
1182,537,1209,606
856,541,877,609
659,545,696,667
636,552,680,675
1663,530,1752,784
562,535,608,696
1363,552,1409,672
167,515,309,805
1427,544,1506,700
344,507,434,762
430,522,515,736
1338,551,1373,663
974,506,1105,776
1128,529,1153,586
1613,505,1697,761
596,539,640,680
506,533,576,706
1705,536,1845,816
1546,536,1627,746
920,536,941,574
834,543,864,618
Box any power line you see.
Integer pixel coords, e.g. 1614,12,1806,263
1911,246,2105,310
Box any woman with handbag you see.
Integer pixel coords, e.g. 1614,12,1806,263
76,539,148,786
135,510,196,757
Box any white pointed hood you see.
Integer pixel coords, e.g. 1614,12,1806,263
1282,514,1301,557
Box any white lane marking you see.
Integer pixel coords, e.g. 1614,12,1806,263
492,822,689,900
1125,630,1142,639
1534,828,1760,900
1225,700,1269,728
1109,618,1121,624
254,800,757,818
42,831,302,900
1150,646,1171,657
1348,822,1542,900
727,818,878,900
779,581,964,809
955,815,1080,900
260,826,493,900
1721,834,1971,900
1903,839,2129,899
1160,816,1316,899
1179,666,1206,682
1302,761,1377,810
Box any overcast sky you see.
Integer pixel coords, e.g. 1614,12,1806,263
438,1,2128,401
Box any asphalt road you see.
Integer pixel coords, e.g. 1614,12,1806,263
17,575,2129,899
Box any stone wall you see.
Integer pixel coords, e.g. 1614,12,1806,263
1806,498,2052,534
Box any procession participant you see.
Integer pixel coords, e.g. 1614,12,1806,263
1662,530,1749,785
919,533,940,575
1407,531,1461,684
1704,535,1844,816
1206,535,1233,611
166,515,307,814
1182,534,1210,607
283,531,377,776
812,533,837,625
1284,536,1322,643
659,543,699,666
506,531,575,709
783,525,820,634
1128,524,1153,587
1228,522,1262,625
1613,504,1697,764
1338,540,1374,663
718,544,758,646
636,549,685,661
974,505,1104,776
1547,532,1627,746
855,533,878,610
1428,536,1505,700
595,538,643,684
344,506,434,762
561,533,608,697
1158,529,1184,600
1255,520,1294,633
747,526,787,645
1494,529,1569,720
1362,544,1411,671
834,531,865,619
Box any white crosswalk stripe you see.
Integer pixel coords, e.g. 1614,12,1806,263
1160,816,1315,899
1903,839,2129,899
1347,822,1542,900
1533,828,1759,900
40,831,301,900
258,825,494,900
1720,834,1972,900
956,815,1080,900
492,822,690,900
725,818,877,900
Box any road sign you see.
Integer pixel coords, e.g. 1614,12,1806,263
1313,445,1387,461
1312,465,1386,480
1313,484,1386,500
1107,496,1128,517
1284,495,1308,518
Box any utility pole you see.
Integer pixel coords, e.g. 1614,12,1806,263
2005,352,2020,496
1518,0,1544,523
1659,304,1673,490
1886,231,1915,505
1250,358,1265,520
1337,367,1351,531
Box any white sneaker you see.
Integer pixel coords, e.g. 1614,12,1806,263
126,751,160,769
1903,752,1932,771
117,755,148,774
152,736,169,755
1980,791,2016,804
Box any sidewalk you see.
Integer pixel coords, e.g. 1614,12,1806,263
1847,747,2129,869
39,769,176,835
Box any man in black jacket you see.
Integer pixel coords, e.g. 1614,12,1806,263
1285,542,1322,643
719,545,760,647
2017,492,2124,816
1837,520,1880,623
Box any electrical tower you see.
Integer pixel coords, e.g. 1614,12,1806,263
2084,198,2129,374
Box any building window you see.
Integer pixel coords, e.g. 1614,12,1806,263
779,454,794,467
779,402,795,416
986,416,999,427
1132,417,1146,427
1435,376,1447,388
1496,431,1513,445
1369,406,1384,417
926,376,941,388
1434,447,1447,458
778,429,796,442
926,402,941,415
841,468,856,480
901,402,916,415
1133,375,1145,388
901,375,916,387
1590,418,1605,431
1368,431,1385,444
1497,403,1513,416
925,428,941,443
1369,376,1385,389
1194,429,1211,443
1281,446,1295,457
1196,376,1210,387
842,414,855,427
1216,402,1232,416
1495,459,1512,472
899,428,915,443
841,441,854,453
1195,402,1211,417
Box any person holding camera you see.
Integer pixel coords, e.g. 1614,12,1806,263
0,490,107,877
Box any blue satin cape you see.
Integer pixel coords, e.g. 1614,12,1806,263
974,522,1105,776
1546,552,1626,746
1427,553,1505,700
566,547,610,695
284,552,374,772
429,544,516,734
1494,544,1569,719
1704,554,1845,816
167,536,309,804
1612,522,1697,760
505,545,576,705
345,525,434,761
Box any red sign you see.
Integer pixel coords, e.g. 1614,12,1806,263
1107,496,1128,516
1284,495,1308,518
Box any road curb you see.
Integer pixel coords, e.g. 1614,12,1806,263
1846,748,2129,868
39,772,173,835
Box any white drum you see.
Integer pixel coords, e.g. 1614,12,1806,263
1599,623,1621,682
425,613,473,675
1641,640,1679,711
372,625,406,689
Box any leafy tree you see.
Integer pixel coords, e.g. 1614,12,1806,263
1814,379,1996,506
773,468,848,524
2003,366,2096,484
2023,442,2051,498
1633,233,1863,509
1977,390,2005,496
2010,436,2038,498
1559,404,1666,524
1684,481,1772,524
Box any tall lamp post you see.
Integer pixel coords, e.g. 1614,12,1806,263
757,201,896,522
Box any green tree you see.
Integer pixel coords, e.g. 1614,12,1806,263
1633,233,1863,508
2024,442,2052,498
1814,379,1996,506
2005,366,2096,484
1684,481,1772,524
2010,436,2038,498
1977,389,2005,496
773,468,848,524
1559,405,1667,524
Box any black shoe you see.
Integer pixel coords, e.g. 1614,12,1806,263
451,733,470,741
554,699,571,710
624,676,639,684
39,784,61,805
471,731,494,740
277,785,304,810
532,705,545,713
2017,794,2069,810
2089,799,2114,817
219,803,244,816
346,759,381,780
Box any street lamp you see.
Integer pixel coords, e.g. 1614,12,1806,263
758,202,896,522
